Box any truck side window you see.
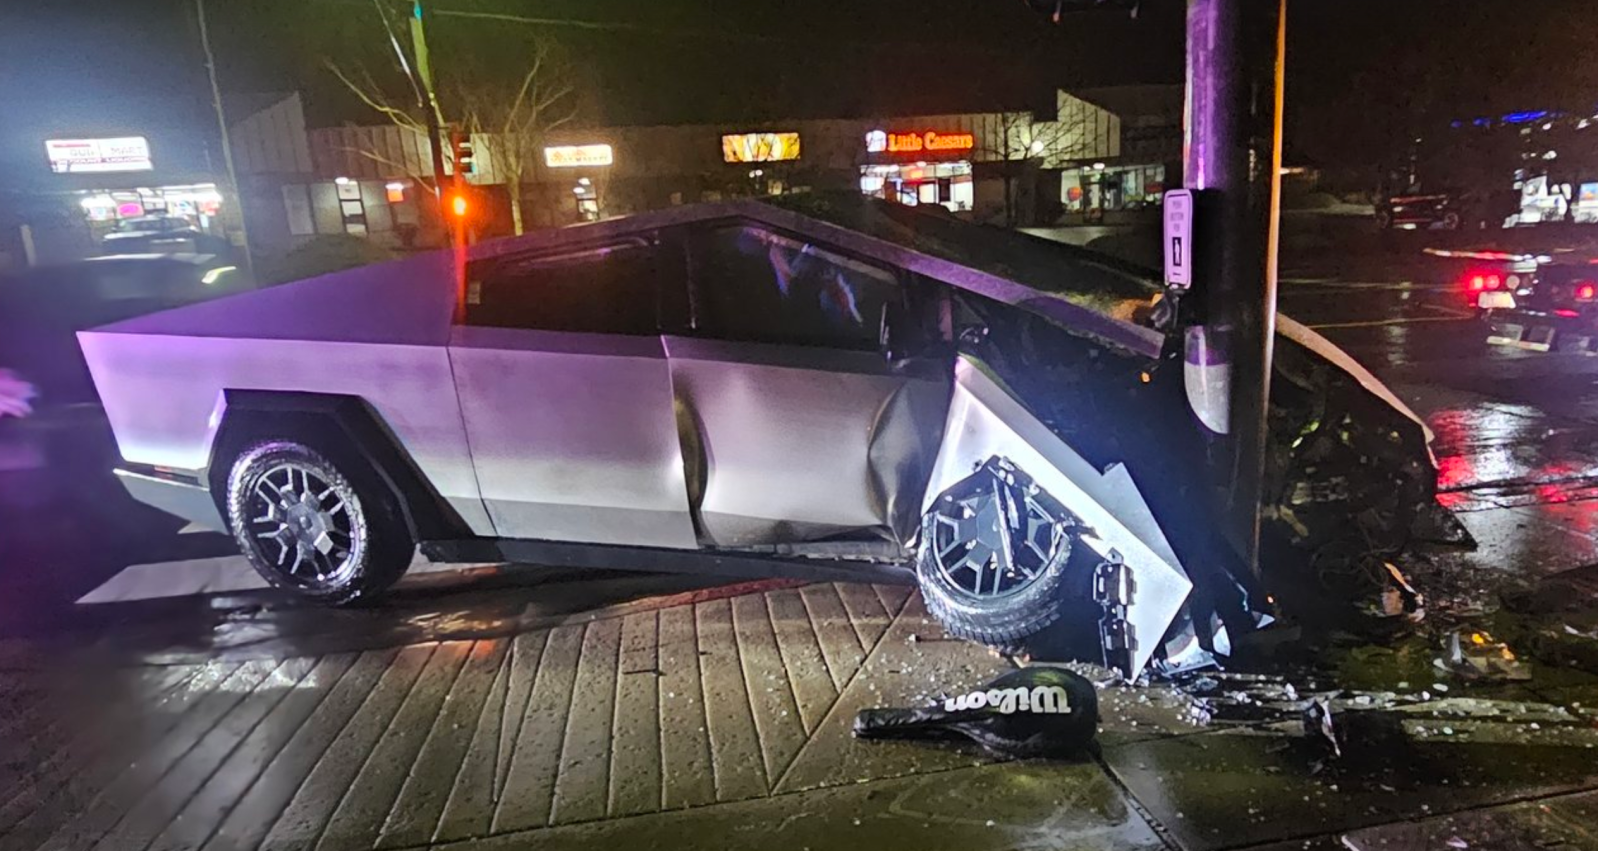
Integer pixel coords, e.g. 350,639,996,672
466,242,659,335
690,225,898,350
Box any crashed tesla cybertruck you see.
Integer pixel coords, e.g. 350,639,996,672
79,195,1454,679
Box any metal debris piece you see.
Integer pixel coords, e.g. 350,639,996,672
1446,629,1530,681
1379,562,1426,621
1303,697,1342,758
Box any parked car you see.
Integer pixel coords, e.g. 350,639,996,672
0,253,246,509
100,215,233,256
1376,193,1462,230
102,214,200,245
1468,252,1598,353
78,197,1448,679
1376,188,1519,232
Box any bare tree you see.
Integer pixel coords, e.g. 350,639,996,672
974,109,1084,227
971,91,1115,226
454,43,578,235
324,61,444,190
327,44,578,236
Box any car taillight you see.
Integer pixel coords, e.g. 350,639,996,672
1577,282,1596,301
1468,275,1485,291
1486,275,1502,290
1556,309,1581,318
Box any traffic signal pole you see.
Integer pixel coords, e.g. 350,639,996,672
1182,0,1288,578
409,0,451,211
406,0,470,320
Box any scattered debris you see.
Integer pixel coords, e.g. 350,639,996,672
1304,698,1342,758
1445,630,1530,681
1379,562,1426,622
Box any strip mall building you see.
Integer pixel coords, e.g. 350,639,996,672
230,86,1182,253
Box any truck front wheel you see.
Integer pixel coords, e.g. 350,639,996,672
225,439,413,605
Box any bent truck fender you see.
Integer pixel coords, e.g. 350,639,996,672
922,356,1192,679
1277,314,1436,449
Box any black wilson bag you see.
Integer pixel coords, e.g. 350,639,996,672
852,666,1099,758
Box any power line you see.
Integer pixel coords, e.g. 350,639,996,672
423,6,1044,54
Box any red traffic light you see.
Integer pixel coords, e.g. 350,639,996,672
450,194,468,217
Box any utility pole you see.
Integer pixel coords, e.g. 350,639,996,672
409,0,451,209
1182,0,1288,577
195,0,254,281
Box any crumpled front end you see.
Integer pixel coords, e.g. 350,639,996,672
923,356,1193,680
1266,317,1474,562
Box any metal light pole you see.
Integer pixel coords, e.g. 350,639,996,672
1182,0,1288,577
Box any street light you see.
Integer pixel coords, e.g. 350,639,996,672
450,194,468,217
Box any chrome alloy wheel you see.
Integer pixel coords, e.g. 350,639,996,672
924,460,1073,599
246,462,360,584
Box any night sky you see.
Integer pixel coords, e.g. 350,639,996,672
1,0,1595,184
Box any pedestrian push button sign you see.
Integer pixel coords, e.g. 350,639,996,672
1163,188,1193,290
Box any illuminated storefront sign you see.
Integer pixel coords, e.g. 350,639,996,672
721,132,801,163
865,129,975,155
544,144,615,168
46,136,154,173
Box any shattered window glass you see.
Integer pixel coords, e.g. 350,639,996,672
466,242,659,335
764,194,1163,331
691,225,898,350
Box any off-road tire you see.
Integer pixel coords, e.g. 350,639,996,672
914,460,1075,647
917,546,1072,647
226,439,413,605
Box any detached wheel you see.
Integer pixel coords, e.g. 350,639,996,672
226,440,413,605
915,458,1077,647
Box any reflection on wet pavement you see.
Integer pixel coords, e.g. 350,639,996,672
1429,402,1598,510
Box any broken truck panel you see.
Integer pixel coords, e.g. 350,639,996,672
662,336,950,549
1265,315,1470,557
924,356,1193,679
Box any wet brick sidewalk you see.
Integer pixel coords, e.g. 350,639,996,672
0,583,1163,851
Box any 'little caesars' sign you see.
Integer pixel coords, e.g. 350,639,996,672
944,684,1072,714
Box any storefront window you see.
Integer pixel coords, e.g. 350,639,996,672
75,183,226,237
859,162,973,212
1061,164,1167,213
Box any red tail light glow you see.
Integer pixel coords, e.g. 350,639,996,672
1578,282,1597,301
1556,308,1581,318
1469,275,1485,291
1486,275,1502,290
